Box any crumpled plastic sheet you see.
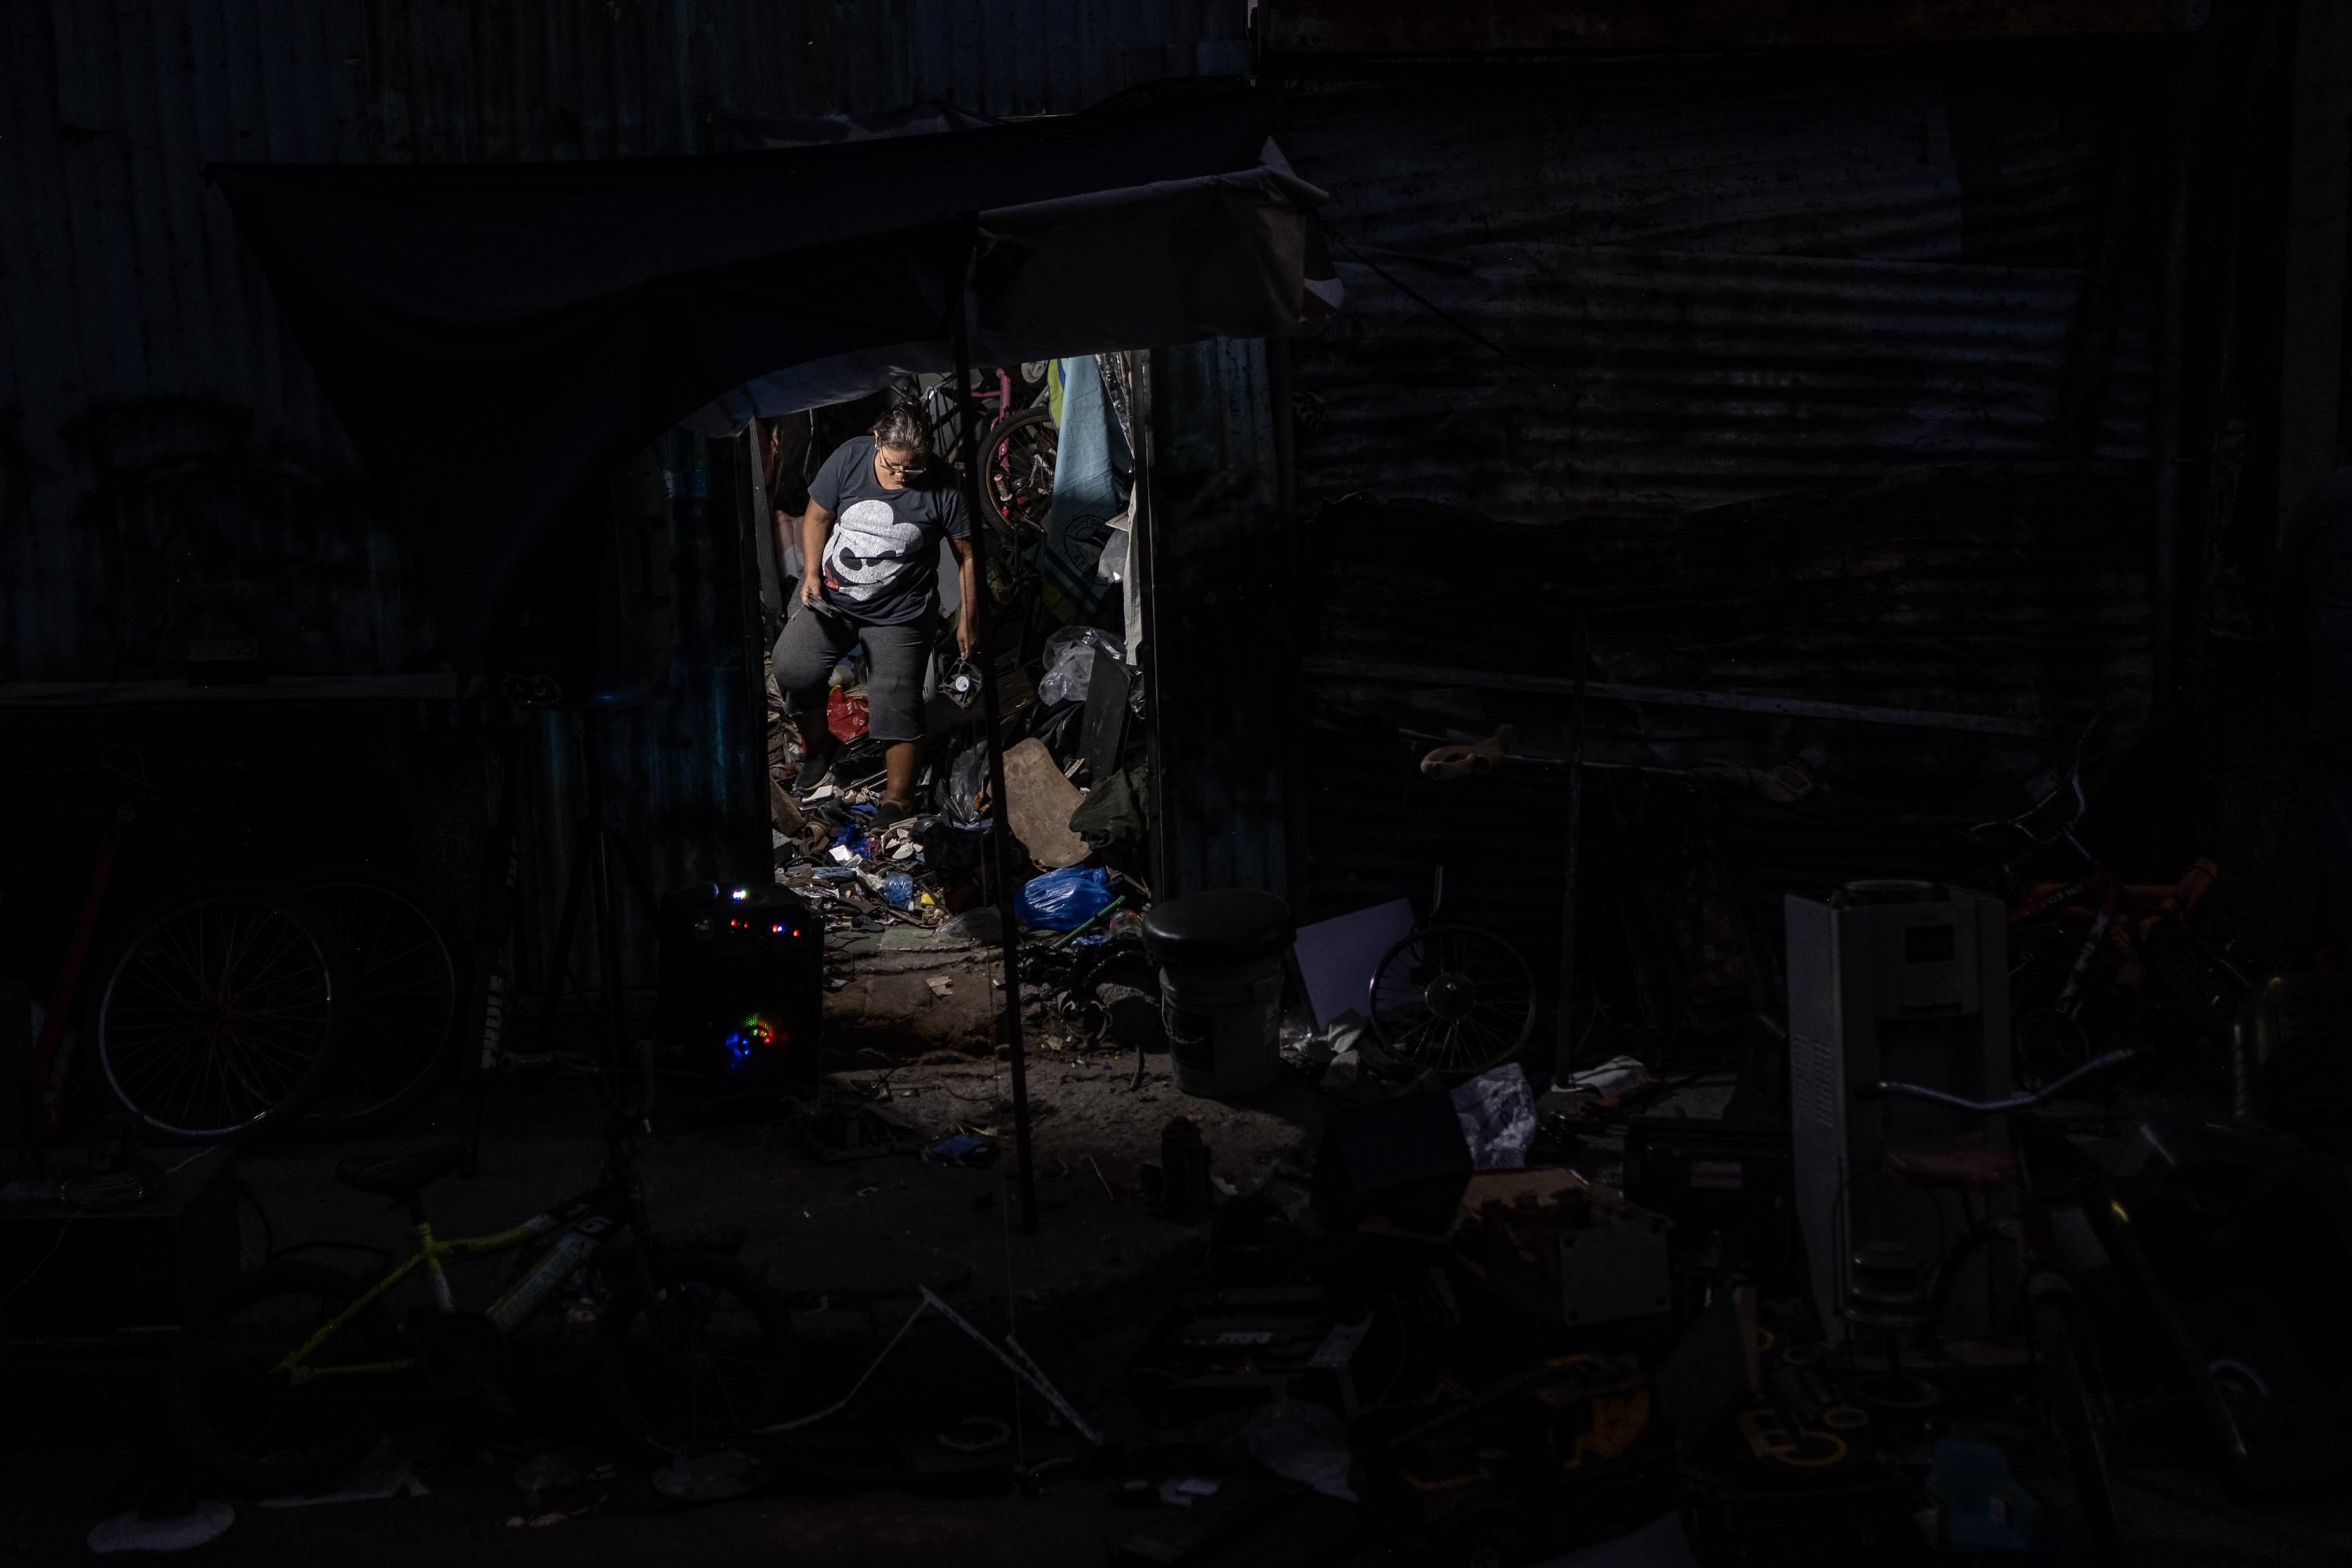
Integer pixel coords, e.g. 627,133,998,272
1036,626,1125,706
1450,1062,1537,1171
1236,1399,1358,1501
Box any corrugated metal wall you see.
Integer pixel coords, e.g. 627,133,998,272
1276,58,2166,953
1,0,1247,989
510,430,770,992
0,0,1246,683
1147,336,1290,900
1296,245,2152,517
1302,463,2154,938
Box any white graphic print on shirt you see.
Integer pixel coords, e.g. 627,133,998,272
823,498,925,606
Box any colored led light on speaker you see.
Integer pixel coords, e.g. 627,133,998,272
720,1011,792,1075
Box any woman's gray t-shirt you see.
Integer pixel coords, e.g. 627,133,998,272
809,437,970,626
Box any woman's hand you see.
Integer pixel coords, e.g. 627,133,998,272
800,574,823,608
956,609,978,659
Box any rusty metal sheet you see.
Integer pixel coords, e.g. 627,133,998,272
1292,464,2152,944
1290,244,2151,520
1260,0,2205,60
1276,71,2111,263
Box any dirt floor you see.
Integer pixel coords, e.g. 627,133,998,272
7,986,2352,1563
0,978,1338,1566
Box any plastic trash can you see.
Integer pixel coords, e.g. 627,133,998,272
1142,890,1295,1099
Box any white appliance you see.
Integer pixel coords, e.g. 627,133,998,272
1786,882,2013,1342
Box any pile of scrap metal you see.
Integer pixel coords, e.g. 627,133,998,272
1088,1058,2118,1567
766,625,1152,960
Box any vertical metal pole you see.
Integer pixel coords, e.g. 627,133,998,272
1135,353,1171,900
2151,87,2194,713
586,713,627,1072
1553,618,1588,1083
949,268,1039,1235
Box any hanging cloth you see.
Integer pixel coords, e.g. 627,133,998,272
1033,357,1125,622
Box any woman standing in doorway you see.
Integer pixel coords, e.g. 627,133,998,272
775,403,978,827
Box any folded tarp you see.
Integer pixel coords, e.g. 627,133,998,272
210,93,1330,644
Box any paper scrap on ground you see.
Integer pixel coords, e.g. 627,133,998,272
259,1436,429,1508
1566,1054,1652,1100
88,1503,236,1554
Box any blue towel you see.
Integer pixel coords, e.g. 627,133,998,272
1032,357,1123,620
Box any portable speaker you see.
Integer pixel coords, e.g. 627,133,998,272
655,884,825,1098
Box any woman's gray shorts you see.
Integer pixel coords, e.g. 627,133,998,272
771,602,934,744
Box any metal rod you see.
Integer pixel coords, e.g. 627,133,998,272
2150,70,2194,712
1301,655,2063,739
1553,619,1587,1082
1051,895,1127,952
535,818,592,1057
949,271,1039,1236
586,713,627,1073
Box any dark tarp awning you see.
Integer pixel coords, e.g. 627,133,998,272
210,94,1330,645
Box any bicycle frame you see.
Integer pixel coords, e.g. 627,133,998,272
2012,858,2223,1020
28,811,131,1141
275,1169,636,1387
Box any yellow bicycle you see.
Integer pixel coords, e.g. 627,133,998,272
171,1056,793,1493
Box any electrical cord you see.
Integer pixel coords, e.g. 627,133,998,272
0,1200,98,1313
1,1145,215,1318
237,1179,276,1263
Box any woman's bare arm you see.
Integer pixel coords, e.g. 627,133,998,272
949,535,979,656
799,501,834,605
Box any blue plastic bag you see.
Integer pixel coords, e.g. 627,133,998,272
884,872,916,909
1015,866,1114,931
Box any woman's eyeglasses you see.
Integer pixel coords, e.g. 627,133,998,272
876,448,925,477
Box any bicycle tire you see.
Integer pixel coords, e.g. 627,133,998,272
95,888,341,1142
597,1252,796,1454
976,405,1058,548
288,868,470,1132
1365,923,1539,1080
2030,1288,2129,1566
172,1260,400,1495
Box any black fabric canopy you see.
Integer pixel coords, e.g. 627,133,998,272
211,94,1324,644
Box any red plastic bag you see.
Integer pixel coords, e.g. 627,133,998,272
826,688,869,742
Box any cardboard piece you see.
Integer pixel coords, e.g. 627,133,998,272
1291,899,1417,1030
1001,737,1091,869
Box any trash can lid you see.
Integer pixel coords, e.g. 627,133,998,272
1143,889,1294,963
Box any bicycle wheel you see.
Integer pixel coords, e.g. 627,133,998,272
290,869,470,1131
1367,924,1538,1079
172,1261,400,1495
597,1253,796,1454
2029,1288,2129,1565
978,406,1058,549
96,890,340,1141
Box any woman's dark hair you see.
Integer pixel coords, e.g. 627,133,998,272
872,402,931,454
